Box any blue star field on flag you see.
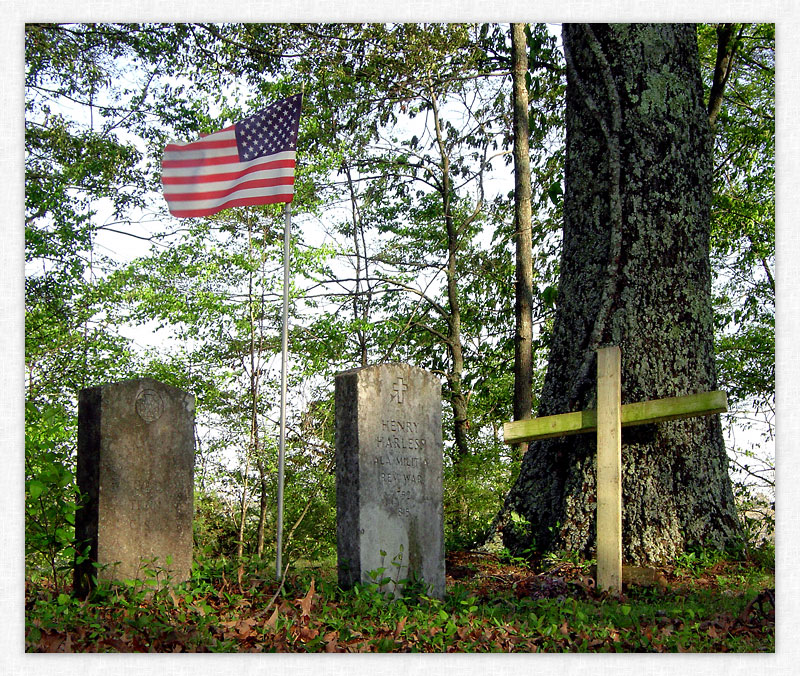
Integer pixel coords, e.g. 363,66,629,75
235,93,303,162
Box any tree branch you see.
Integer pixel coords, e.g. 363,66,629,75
708,24,744,128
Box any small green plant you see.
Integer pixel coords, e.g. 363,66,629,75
493,513,538,566
364,547,396,595
25,401,81,594
397,570,433,604
747,539,775,571
497,547,531,568
366,565,391,586
509,511,531,536
674,545,725,578
541,549,593,572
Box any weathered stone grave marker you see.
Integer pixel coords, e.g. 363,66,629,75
74,377,195,595
503,346,727,594
335,363,445,598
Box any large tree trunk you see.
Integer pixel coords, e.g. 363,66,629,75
498,24,739,565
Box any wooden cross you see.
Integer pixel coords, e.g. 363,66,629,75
503,345,727,594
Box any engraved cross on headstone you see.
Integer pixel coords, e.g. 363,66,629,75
503,346,728,594
392,377,409,404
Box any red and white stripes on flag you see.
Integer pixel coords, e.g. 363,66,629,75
161,93,302,218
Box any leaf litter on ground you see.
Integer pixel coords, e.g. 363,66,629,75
25,549,774,653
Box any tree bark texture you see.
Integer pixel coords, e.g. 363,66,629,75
511,23,535,460
499,24,739,565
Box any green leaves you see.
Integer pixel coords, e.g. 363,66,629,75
547,180,563,206
541,285,558,309
25,546,775,652
27,480,46,501
699,23,774,496
25,401,82,592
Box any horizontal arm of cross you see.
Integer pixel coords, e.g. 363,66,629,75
503,390,727,445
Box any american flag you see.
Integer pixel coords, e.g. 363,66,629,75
161,93,302,218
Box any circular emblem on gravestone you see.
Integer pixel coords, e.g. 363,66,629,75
135,388,164,423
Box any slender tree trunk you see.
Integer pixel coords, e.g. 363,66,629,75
246,216,268,559
253,226,271,559
255,464,268,557
511,23,534,460
236,464,249,560
429,83,470,463
498,24,739,565
346,165,371,367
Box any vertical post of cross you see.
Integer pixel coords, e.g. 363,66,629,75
596,346,622,594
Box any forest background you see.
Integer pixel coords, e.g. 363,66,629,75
2,1,797,669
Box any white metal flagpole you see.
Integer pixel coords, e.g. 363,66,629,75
276,202,291,580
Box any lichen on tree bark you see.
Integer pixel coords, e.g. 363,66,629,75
497,23,740,565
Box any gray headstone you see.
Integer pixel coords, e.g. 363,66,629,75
74,378,195,595
335,363,444,598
